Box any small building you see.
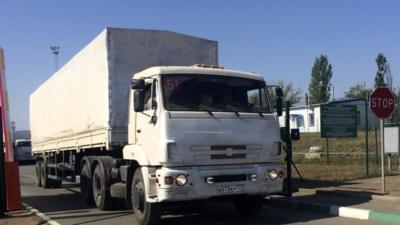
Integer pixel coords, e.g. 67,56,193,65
279,98,380,133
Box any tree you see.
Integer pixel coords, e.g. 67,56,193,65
344,84,371,99
308,55,333,104
375,53,387,88
269,80,302,106
390,87,400,124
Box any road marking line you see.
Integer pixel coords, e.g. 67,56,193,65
338,207,370,220
22,202,61,225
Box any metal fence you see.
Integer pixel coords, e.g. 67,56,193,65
288,128,400,181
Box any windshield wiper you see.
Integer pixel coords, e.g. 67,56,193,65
199,105,215,116
256,111,264,117
205,110,214,116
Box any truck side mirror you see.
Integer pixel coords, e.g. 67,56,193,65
275,87,283,116
134,90,144,112
275,87,283,97
131,79,145,90
276,97,283,116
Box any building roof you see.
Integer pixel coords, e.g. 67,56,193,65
290,98,367,110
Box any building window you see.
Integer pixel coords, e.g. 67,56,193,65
309,113,315,127
357,111,361,125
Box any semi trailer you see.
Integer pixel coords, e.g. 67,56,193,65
30,28,284,225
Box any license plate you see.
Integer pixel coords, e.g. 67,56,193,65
216,185,242,193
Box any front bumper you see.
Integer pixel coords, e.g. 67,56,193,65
154,163,283,202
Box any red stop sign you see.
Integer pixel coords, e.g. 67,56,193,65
370,87,395,118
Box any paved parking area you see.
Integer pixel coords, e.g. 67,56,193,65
19,165,389,225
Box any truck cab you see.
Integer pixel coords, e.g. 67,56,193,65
123,65,284,224
14,139,34,163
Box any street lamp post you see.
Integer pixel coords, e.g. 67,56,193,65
50,46,60,72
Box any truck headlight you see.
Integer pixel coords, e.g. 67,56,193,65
176,174,187,186
267,169,278,180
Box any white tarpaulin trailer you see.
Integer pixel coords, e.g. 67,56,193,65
30,28,218,153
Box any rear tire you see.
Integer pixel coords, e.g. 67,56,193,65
92,164,114,210
81,162,94,205
40,162,51,188
233,195,264,217
131,168,161,225
35,161,42,187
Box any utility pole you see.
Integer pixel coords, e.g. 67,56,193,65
0,106,6,216
285,101,292,197
50,46,60,72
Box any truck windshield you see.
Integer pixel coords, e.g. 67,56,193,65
16,141,31,147
162,74,271,113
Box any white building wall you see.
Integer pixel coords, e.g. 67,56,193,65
279,99,379,133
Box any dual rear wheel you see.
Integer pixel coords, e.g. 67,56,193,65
80,161,161,225
34,160,62,189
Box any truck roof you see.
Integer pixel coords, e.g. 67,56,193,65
134,66,264,81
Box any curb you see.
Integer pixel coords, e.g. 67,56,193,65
266,197,400,224
22,202,60,225
315,189,400,202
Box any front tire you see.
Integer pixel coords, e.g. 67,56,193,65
131,168,161,225
233,195,264,217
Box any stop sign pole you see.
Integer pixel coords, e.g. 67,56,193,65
370,87,395,193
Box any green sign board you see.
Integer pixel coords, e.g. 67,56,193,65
321,104,357,138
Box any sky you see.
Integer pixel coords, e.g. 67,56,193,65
0,0,399,130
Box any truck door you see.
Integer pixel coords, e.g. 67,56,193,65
135,79,160,162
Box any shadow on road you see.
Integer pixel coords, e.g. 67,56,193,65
23,193,96,212
293,178,359,189
159,202,337,225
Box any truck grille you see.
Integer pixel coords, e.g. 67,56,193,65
191,144,263,162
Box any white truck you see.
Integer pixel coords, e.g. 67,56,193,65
13,139,33,162
30,28,284,225
13,130,33,163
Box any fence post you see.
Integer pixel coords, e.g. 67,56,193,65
375,125,378,165
326,138,329,165
365,98,369,177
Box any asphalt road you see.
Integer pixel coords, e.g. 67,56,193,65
19,165,388,225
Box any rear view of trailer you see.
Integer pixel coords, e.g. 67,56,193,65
30,28,218,153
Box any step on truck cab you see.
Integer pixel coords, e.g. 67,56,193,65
30,28,284,225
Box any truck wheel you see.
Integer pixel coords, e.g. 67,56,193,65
131,168,161,225
233,195,264,217
35,161,42,187
92,164,114,210
40,162,51,188
81,162,94,205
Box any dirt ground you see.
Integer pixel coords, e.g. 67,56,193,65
0,210,43,225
